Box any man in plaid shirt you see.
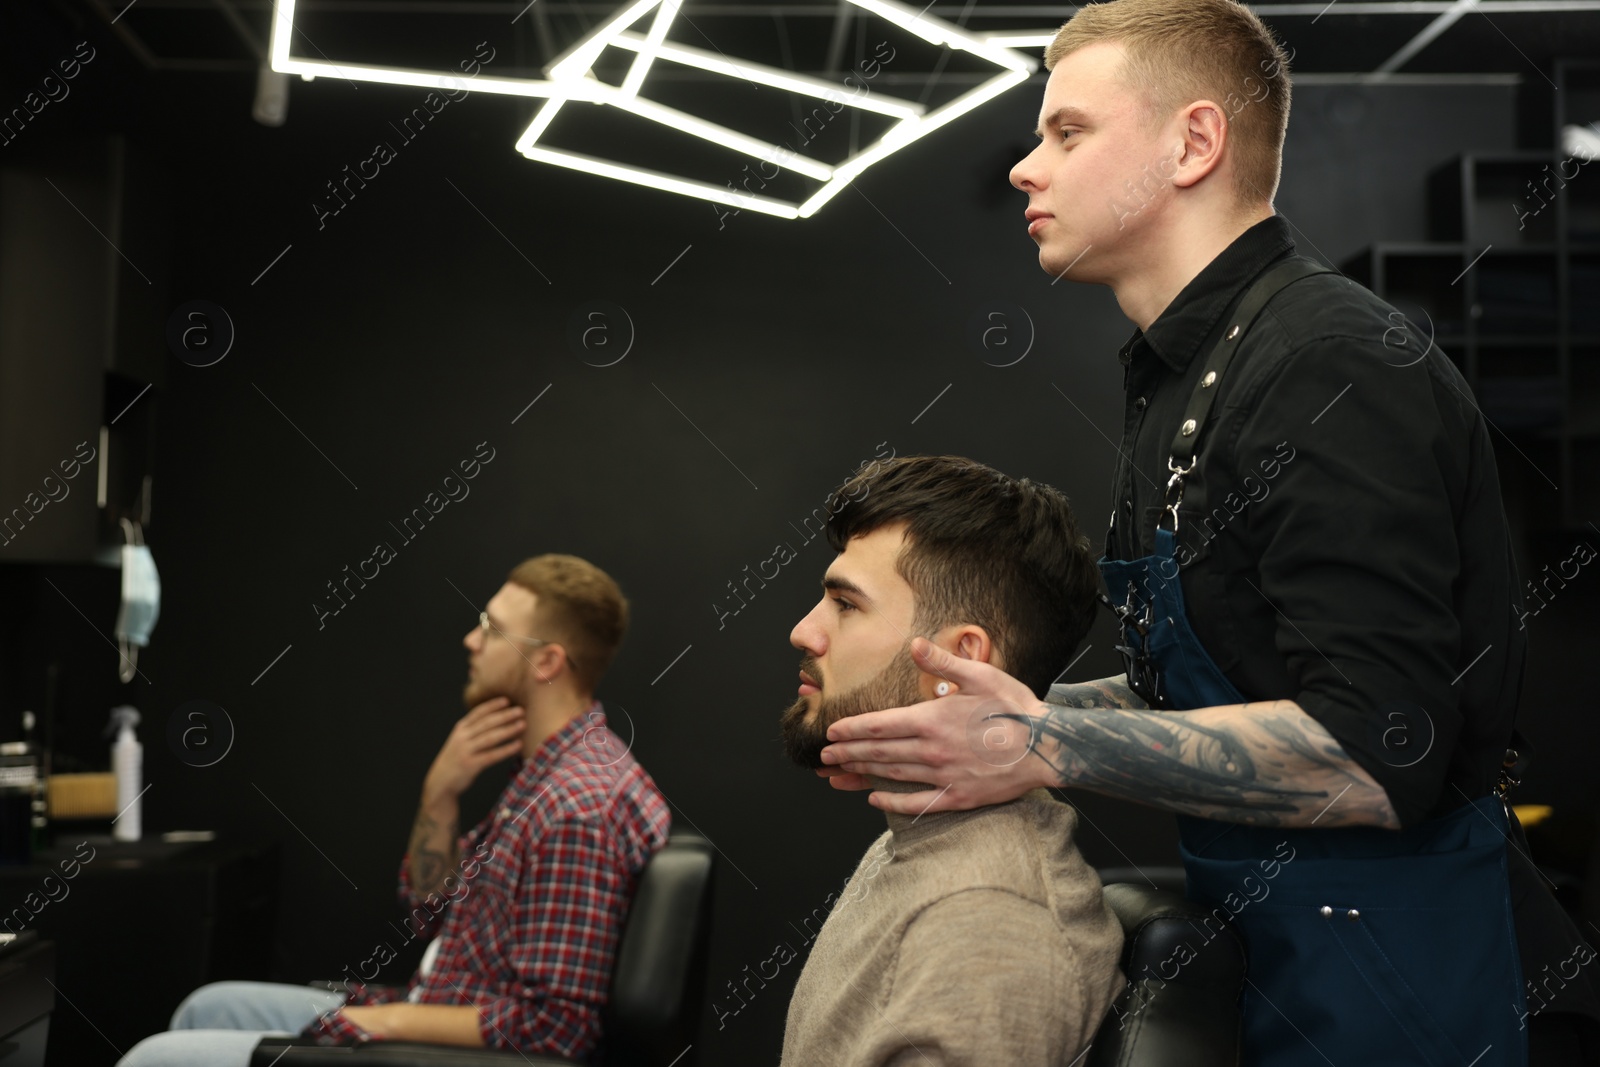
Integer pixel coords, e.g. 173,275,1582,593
119,554,670,1066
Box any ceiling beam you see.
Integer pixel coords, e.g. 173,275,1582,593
111,0,1600,12
823,0,852,75
530,0,557,62
1374,0,1479,73
81,0,160,68
211,0,267,59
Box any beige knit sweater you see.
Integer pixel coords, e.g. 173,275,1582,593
780,784,1125,1067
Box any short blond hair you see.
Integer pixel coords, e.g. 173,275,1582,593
507,554,629,694
1045,0,1292,208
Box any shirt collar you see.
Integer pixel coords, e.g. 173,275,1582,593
514,699,603,787
1119,214,1296,374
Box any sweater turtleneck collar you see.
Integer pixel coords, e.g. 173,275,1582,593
867,774,970,839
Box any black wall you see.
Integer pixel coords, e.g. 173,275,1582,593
3,9,1597,1064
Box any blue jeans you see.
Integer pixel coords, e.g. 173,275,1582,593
116,981,348,1067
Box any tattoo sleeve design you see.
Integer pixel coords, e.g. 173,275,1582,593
1028,675,1398,829
407,806,460,899
1046,675,1151,711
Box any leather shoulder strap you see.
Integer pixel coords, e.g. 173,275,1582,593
1168,257,1336,471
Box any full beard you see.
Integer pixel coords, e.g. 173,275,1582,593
463,661,524,710
778,645,924,769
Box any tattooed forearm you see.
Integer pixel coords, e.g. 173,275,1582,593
1046,673,1151,711
1019,695,1399,829
406,802,460,899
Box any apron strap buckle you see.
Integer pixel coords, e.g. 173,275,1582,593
1495,746,1524,798
1161,456,1195,532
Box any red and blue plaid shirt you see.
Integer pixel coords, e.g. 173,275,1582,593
304,703,671,1059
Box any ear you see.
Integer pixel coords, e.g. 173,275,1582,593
1170,100,1228,190
916,626,996,697
950,626,993,664
530,642,570,686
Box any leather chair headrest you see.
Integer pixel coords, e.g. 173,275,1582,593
1102,883,1245,986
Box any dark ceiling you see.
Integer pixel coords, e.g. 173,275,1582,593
5,1,1596,204
33,0,1600,82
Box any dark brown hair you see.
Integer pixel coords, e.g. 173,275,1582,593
506,554,629,693
825,455,1100,698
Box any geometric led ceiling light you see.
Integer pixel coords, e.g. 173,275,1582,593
268,0,1037,220
522,0,1038,218
269,0,570,101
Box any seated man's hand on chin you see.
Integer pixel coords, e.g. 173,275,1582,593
818,636,1051,814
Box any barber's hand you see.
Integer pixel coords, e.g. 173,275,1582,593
817,637,1050,815
422,697,526,805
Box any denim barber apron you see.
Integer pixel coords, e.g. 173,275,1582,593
1098,258,1527,1066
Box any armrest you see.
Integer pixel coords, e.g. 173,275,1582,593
249,1036,580,1067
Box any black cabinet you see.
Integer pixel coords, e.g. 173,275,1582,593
1341,60,1600,531
0,835,279,1067
0,135,170,564
0,932,55,1067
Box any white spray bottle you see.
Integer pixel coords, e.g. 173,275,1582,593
108,706,142,841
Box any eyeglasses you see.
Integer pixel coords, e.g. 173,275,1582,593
477,611,578,685
479,611,559,650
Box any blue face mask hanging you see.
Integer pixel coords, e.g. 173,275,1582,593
115,519,160,683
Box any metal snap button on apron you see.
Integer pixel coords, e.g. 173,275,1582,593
1320,905,1333,917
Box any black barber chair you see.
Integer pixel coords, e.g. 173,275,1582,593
249,834,716,1067
1086,881,1247,1067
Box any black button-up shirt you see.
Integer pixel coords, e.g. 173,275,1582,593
1106,214,1526,830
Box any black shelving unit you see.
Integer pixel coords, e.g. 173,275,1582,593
1340,59,1600,531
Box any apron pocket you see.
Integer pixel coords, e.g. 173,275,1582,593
1181,807,1526,1067
1322,902,1487,1064
1223,897,1515,1067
